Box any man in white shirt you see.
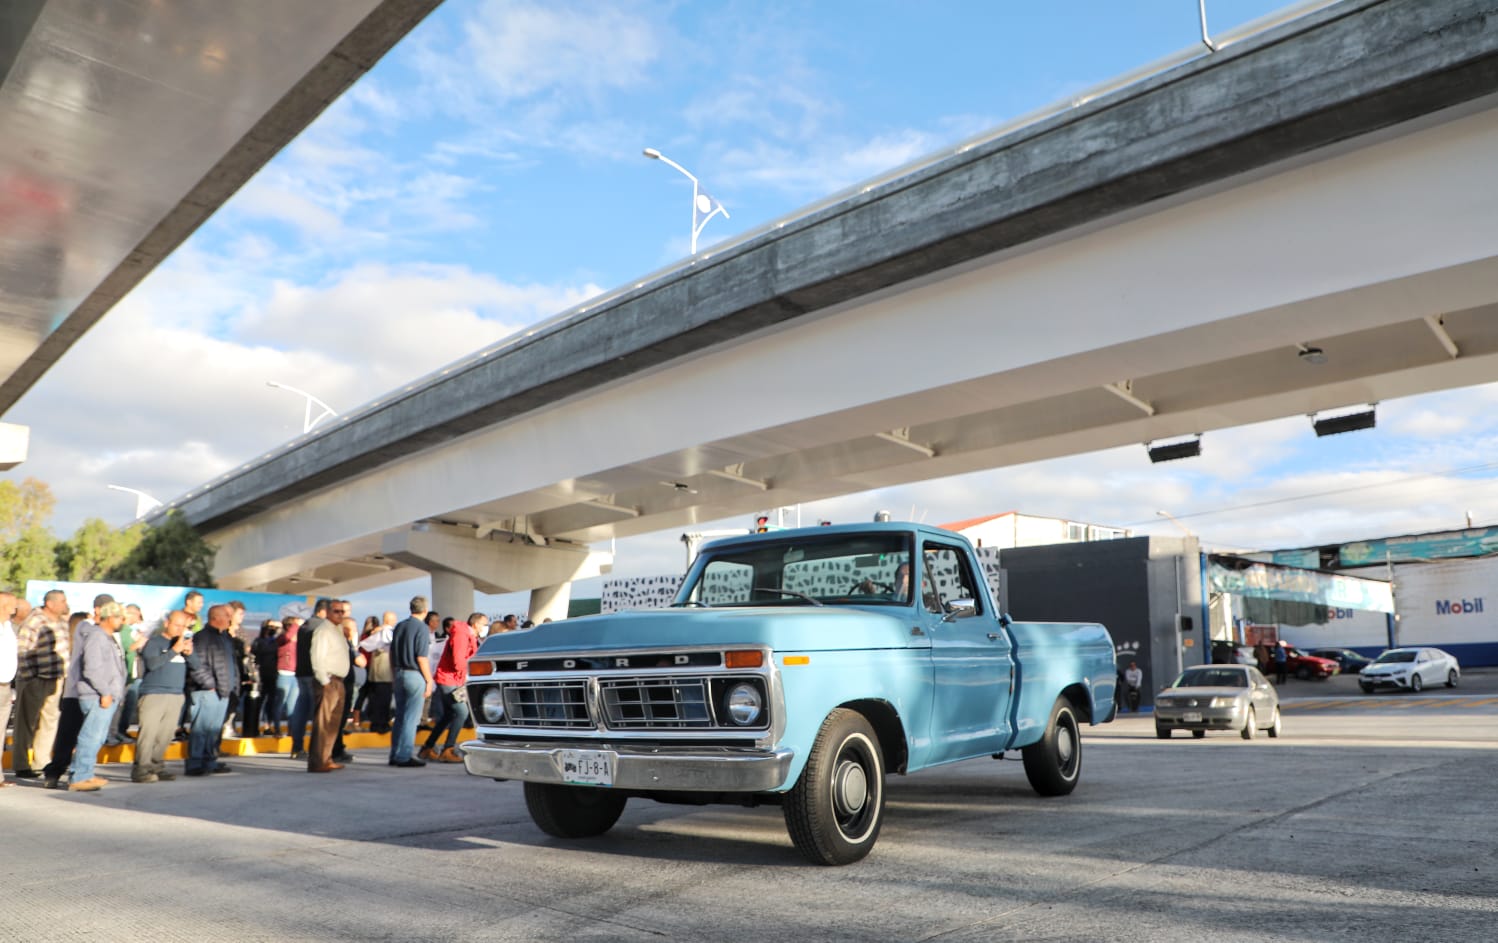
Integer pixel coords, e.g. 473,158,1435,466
0,591,18,788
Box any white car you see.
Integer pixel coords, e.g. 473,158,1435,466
1358,647,1460,693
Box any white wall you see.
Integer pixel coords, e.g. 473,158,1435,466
1387,557,1498,648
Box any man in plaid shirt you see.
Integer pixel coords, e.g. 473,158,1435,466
12,588,70,779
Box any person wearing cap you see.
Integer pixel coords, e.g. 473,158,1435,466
306,600,352,773
42,601,127,792
36,592,112,787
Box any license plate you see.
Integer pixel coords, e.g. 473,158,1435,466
559,749,615,786
1183,712,1202,723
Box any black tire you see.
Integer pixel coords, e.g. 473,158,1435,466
1359,683,1374,694
1267,708,1282,738
783,709,885,866
1295,666,1312,681
1446,669,1458,689
1022,696,1082,796
1155,725,1171,739
1191,730,1206,739
1241,709,1258,740
1410,673,1423,693
524,782,627,839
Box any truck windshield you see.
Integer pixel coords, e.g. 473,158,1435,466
676,533,914,607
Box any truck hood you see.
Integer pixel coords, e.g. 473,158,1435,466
474,606,919,657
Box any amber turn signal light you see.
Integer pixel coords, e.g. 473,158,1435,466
724,650,764,669
468,660,495,677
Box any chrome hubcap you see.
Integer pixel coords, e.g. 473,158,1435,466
1057,726,1075,767
833,758,868,816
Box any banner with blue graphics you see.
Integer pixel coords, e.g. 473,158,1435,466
25,580,312,633
1206,556,1395,613
1339,527,1498,567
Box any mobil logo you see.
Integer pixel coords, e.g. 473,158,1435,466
1327,608,1355,620
1435,597,1484,615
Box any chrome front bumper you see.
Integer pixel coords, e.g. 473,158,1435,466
461,740,796,792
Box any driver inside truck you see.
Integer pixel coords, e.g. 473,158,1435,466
855,561,910,602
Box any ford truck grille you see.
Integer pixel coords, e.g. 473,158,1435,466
601,676,713,728
502,680,592,728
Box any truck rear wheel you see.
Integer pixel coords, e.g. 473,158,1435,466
524,782,627,838
783,708,885,866
1023,696,1082,796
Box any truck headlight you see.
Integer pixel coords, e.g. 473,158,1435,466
725,682,763,726
481,687,506,723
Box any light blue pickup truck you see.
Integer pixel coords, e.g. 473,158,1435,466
462,522,1117,864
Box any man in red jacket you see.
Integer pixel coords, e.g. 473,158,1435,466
418,613,483,763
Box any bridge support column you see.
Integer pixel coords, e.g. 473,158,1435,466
430,569,476,625
381,526,611,622
528,582,572,624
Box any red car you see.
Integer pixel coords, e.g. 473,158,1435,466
1266,646,1340,680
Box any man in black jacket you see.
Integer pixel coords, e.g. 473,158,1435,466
185,605,238,776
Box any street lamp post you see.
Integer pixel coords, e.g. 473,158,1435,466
1156,509,1195,538
108,484,162,519
266,380,338,434
643,147,730,255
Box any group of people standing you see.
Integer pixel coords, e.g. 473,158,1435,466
0,588,247,790
1,589,499,790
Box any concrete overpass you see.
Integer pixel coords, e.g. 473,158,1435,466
153,0,1498,621
0,0,440,468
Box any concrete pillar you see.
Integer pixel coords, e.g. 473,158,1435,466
528,581,572,624
430,568,475,626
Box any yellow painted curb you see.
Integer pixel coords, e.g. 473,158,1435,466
3,726,474,768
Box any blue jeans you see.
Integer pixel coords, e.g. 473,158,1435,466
187,690,228,772
423,684,470,752
289,677,315,751
73,696,119,782
272,673,299,730
390,670,426,763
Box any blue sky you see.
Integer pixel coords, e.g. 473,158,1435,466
13,0,1498,617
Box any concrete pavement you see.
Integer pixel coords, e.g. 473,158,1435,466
2,696,1494,941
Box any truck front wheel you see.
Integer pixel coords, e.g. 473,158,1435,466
783,708,885,865
524,782,627,839
1022,696,1083,796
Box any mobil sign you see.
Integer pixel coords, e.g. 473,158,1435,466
1435,597,1484,615
1393,557,1498,648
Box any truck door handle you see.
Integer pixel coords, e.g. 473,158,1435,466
987,633,1001,641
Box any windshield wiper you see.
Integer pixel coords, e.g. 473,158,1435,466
751,586,823,606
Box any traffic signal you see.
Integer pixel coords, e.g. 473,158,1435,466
755,515,770,533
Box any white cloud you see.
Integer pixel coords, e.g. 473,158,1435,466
10,251,602,534
236,262,598,370
720,131,937,197
459,1,660,104
233,182,346,239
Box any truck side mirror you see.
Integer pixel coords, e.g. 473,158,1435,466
940,599,977,622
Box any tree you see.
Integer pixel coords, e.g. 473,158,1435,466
0,525,59,591
0,477,55,543
106,512,217,588
56,517,147,582
0,478,58,591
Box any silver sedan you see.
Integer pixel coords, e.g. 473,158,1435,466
1358,647,1461,693
1154,664,1281,740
